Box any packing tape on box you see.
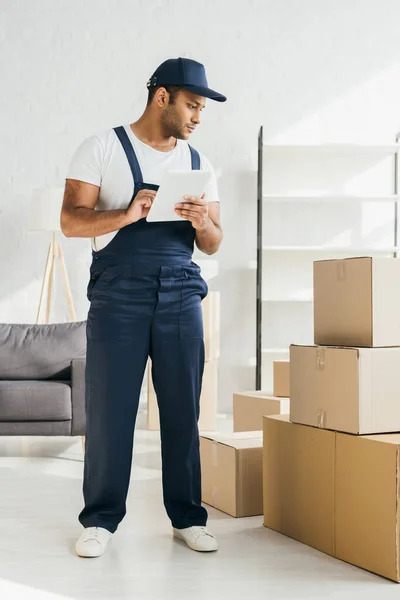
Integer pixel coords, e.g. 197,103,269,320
336,261,346,281
212,440,219,467
316,347,326,370
317,409,326,428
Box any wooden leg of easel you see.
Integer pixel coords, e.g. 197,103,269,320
36,240,54,324
57,242,76,321
45,237,56,324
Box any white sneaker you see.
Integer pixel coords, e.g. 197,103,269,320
75,527,112,557
173,526,219,552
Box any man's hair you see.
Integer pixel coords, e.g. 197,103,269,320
147,84,184,107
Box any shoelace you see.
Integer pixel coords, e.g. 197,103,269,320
190,527,215,540
84,527,102,541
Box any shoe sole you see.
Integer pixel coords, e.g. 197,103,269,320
76,549,106,558
75,539,111,558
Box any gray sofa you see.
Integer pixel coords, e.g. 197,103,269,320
0,321,86,436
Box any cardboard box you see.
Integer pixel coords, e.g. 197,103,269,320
263,415,335,556
290,344,400,435
314,257,400,347
263,414,400,582
147,358,218,432
203,291,220,362
233,391,289,432
200,432,263,517
273,360,290,397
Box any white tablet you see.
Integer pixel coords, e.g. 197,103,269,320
146,170,213,223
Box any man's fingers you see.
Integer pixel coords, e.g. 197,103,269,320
138,195,155,205
182,195,206,205
137,190,157,198
176,202,207,212
176,209,204,219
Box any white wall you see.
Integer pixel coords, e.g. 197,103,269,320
2,0,400,411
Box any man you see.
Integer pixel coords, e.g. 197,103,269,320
60,58,226,558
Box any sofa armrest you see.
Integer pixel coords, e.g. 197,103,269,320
71,357,86,436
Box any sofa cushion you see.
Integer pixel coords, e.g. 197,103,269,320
0,321,86,380
0,381,72,421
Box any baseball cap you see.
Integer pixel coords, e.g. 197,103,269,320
147,58,227,103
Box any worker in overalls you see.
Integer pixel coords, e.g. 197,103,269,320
61,58,226,557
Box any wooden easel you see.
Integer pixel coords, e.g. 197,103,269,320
36,232,76,324
36,233,84,451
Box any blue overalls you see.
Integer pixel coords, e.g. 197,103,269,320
79,126,209,533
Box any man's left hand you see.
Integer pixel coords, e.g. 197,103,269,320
174,194,209,230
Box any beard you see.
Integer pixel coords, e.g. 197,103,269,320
161,104,189,140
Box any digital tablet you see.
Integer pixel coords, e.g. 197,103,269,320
146,170,213,223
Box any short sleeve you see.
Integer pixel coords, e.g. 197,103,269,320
66,135,104,186
200,154,220,203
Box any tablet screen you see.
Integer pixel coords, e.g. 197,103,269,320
146,170,214,223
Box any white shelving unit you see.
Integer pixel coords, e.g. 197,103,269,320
263,195,399,202
262,143,400,153
263,245,400,251
256,128,400,390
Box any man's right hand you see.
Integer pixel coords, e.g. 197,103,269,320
61,180,158,239
126,189,157,224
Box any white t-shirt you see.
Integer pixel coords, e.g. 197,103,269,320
66,124,220,251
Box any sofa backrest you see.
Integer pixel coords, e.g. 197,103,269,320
0,321,86,380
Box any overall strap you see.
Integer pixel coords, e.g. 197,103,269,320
113,126,144,187
188,145,201,170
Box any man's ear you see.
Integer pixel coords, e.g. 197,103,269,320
155,87,169,107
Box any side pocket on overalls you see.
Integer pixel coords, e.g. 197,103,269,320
178,271,208,339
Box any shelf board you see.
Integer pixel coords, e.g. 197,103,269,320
263,194,399,203
263,143,400,153
262,246,400,252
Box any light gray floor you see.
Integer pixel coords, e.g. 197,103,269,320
0,410,398,600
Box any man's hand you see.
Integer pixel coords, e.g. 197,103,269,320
174,194,209,230
126,189,157,224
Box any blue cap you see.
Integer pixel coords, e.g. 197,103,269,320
147,58,227,103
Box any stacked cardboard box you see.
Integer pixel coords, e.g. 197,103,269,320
233,390,289,433
200,432,263,517
264,414,400,582
273,360,290,398
232,361,290,432
263,257,400,582
200,360,290,518
291,257,400,434
147,291,220,431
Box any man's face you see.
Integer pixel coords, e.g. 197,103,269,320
161,90,206,140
